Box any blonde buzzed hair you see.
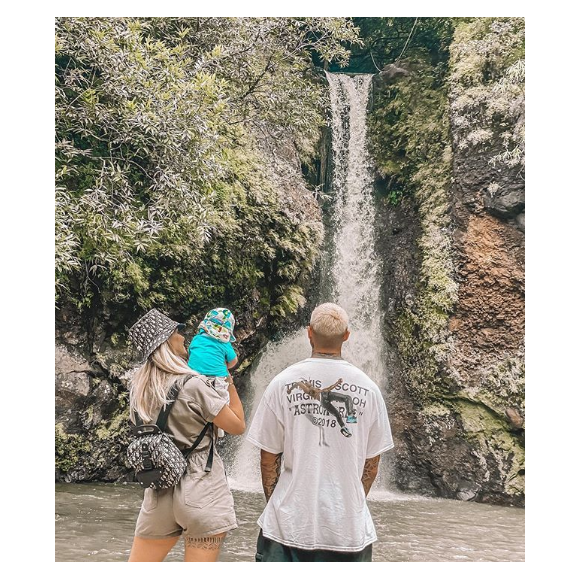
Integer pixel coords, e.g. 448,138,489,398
310,303,349,338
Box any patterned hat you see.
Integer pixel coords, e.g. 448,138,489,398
199,308,236,343
128,308,185,362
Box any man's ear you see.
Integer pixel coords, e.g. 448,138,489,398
343,329,350,342
307,325,315,348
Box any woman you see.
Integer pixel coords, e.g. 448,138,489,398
127,308,245,562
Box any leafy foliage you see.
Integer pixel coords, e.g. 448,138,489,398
145,18,358,160
368,58,451,197
449,18,525,170
368,20,458,402
55,17,358,324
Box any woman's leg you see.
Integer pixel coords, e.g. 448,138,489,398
184,532,226,562
128,535,180,562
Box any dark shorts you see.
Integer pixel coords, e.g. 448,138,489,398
255,530,373,562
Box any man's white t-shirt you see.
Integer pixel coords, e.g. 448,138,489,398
246,356,394,552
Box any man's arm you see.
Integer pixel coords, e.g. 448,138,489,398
361,455,380,496
260,449,283,503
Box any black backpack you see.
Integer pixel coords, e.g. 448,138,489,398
127,376,214,489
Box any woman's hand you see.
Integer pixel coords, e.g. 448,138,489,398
213,377,245,435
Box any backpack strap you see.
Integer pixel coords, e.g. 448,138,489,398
204,424,215,472
183,423,215,473
155,373,215,471
154,373,196,430
155,383,181,431
183,422,210,456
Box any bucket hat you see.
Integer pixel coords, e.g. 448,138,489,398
128,308,185,363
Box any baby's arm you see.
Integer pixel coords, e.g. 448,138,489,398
225,341,238,370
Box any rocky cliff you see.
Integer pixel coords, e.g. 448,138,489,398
372,18,524,506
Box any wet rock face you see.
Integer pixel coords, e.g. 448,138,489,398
484,189,524,220
373,63,411,90
55,324,132,483
375,109,524,509
447,129,525,506
450,212,524,357
375,194,422,322
55,345,92,432
453,146,524,221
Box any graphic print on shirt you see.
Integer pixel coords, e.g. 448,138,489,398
286,377,369,441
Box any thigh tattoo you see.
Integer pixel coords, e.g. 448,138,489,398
185,535,225,550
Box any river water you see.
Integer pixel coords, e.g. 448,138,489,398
55,482,524,562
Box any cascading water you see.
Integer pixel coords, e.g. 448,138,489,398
229,73,392,494
324,73,387,385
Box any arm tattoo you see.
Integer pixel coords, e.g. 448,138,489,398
361,455,380,497
185,535,225,550
261,451,283,503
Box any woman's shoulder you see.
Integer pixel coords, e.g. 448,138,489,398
180,373,210,399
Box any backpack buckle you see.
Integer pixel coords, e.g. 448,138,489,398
131,424,162,436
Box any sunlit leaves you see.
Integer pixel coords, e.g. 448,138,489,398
449,18,525,169
55,17,348,320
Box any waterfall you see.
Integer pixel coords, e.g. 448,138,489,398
324,73,386,384
229,73,392,494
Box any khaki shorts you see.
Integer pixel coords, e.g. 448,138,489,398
135,454,237,540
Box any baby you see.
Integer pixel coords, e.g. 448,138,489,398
187,308,238,437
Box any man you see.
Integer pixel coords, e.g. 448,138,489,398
246,303,394,562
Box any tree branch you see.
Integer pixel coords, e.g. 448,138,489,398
238,53,275,101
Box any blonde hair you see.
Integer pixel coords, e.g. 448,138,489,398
309,303,349,341
129,341,196,423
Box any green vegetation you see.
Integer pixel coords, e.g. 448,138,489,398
449,18,525,171
369,63,452,198
471,351,525,419
55,17,359,325
330,17,455,73
55,423,91,472
452,400,525,495
368,19,457,402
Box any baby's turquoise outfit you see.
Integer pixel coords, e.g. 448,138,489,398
188,331,237,376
